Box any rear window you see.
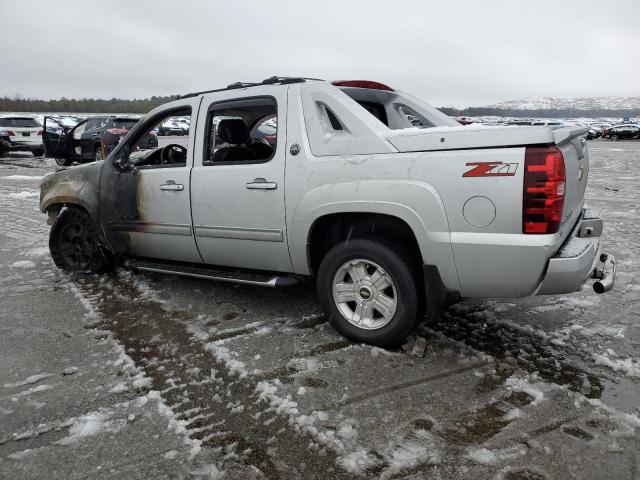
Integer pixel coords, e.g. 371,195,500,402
0,117,40,128
110,119,138,129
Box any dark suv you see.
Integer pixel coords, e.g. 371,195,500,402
602,124,640,141
43,116,157,166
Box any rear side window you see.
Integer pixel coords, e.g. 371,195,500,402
0,117,40,128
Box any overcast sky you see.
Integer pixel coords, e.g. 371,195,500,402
2,0,638,107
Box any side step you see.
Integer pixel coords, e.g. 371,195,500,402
124,258,302,288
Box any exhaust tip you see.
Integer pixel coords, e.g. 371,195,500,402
593,281,605,294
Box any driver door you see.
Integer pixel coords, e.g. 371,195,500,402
104,100,203,264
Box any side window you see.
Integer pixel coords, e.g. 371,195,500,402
395,104,434,128
204,97,277,165
72,121,88,140
123,108,191,169
316,102,344,132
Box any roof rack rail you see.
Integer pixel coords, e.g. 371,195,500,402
180,76,315,99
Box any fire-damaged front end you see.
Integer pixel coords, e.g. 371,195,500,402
40,163,103,223
39,159,142,258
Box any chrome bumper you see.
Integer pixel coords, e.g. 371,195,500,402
537,210,616,295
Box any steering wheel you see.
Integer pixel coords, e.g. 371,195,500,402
160,144,187,165
250,137,271,147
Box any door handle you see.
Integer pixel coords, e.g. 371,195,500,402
246,178,277,190
160,180,184,191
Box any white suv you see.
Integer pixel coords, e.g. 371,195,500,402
0,116,44,156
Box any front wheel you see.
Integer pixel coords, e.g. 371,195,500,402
49,207,113,273
610,134,619,141
316,238,419,346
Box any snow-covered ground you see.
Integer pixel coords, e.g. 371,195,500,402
1,140,639,479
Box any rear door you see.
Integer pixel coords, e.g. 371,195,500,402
190,88,292,272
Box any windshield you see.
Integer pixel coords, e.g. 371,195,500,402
0,117,40,128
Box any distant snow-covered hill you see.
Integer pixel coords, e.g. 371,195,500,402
484,96,640,110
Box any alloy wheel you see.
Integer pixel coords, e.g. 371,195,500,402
332,258,398,330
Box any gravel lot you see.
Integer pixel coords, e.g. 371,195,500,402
0,139,638,479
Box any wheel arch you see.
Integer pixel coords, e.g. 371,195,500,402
288,180,461,292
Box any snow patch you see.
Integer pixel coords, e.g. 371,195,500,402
4,175,44,181
505,374,544,405
4,373,52,388
205,341,248,378
594,354,640,377
56,411,123,444
12,384,52,399
10,260,36,269
7,191,39,199
466,448,496,465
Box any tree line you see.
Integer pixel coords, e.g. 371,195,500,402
0,95,638,119
0,96,180,114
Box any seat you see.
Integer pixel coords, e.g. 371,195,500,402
212,119,250,162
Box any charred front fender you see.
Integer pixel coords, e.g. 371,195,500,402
40,162,103,220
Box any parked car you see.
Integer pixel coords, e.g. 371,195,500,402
0,131,11,156
0,116,44,156
531,121,565,127
157,119,187,135
585,128,599,140
43,116,157,166
39,77,615,346
602,124,640,141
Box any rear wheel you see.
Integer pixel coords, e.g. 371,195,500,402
49,207,113,273
55,157,72,166
316,238,419,346
611,134,619,141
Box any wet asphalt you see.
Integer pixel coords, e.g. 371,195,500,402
0,139,639,479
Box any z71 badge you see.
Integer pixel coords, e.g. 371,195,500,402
463,162,518,177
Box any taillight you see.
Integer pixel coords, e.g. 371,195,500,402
523,146,565,234
5,130,16,136
107,128,127,135
37,130,43,136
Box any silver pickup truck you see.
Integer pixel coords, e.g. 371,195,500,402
40,77,616,345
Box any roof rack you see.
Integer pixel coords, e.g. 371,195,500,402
180,76,316,99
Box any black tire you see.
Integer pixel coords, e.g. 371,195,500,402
49,207,113,273
611,134,619,141
316,238,419,346
55,157,72,166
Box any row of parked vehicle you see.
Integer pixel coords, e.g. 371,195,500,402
0,113,193,159
456,116,640,141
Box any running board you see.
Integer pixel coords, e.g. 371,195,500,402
124,258,301,288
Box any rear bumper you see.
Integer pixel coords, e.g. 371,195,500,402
537,209,615,295
7,138,43,151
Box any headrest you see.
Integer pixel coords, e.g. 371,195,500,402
217,119,249,145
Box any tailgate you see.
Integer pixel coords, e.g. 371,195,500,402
553,126,589,241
